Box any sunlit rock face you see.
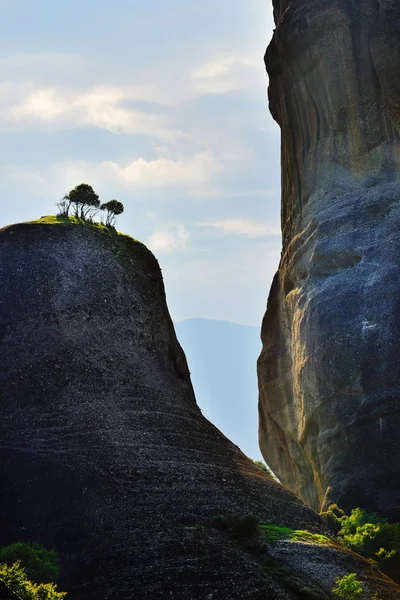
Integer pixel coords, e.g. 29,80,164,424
258,0,400,518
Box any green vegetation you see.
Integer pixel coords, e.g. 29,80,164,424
332,573,363,599
100,200,124,227
211,515,331,549
0,561,66,599
258,524,331,545
56,183,124,227
210,515,335,599
320,503,345,534
0,542,59,583
252,460,274,478
322,505,400,578
321,505,400,583
58,183,100,220
30,214,109,229
0,543,66,599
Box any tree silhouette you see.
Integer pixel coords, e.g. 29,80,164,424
62,184,100,219
100,200,124,227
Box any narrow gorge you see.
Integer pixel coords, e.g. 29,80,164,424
258,0,400,519
1,220,398,598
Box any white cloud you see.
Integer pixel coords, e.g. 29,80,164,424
190,56,257,95
192,57,254,79
199,219,280,237
146,225,189,254
2,83,181,137
103,151,220,187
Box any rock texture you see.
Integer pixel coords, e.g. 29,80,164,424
259,0,400,518
1,219,398,599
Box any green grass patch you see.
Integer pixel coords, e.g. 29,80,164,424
30,215,108,229
259,524,330,545
24,215,153,274
258,525,293,542
290,530,331,544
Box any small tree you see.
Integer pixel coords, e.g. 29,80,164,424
0,542,59,583
100,200,124,227
320,504,345,534
0,561,66,600
63,184,100,219
332,573,363,600
56,196,71,217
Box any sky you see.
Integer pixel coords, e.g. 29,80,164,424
0,0,280,327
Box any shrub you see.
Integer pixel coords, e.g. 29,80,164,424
0,561,66,599
320,504,345,534
252,460,274,478
338,508,400,576
332,573,363,599
0,542,59,583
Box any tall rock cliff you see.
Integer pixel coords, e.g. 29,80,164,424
1,218,398,599
259,0,400,518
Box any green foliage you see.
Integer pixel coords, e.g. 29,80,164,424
258,524,330,545
0,542,59,583
338,508,400,574
252,460,274,478
60,183,100,219
290,530,331,544
100,200,124,227
320,504,345,534
332,573,363,599
0,561,66,599
258,524,293,543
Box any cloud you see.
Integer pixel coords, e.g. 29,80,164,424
199,219,280,237
190,57,257,95
103,151,220,187
146,225,189,254
2,83,181,137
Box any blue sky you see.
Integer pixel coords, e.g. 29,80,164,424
0,0,280,326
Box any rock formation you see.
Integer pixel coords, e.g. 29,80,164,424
259,0,400,519
1,219,398,599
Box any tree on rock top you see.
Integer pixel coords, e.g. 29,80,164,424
59,184,100,219
100,200,124,227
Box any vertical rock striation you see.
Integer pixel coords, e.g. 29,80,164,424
259,0,400,518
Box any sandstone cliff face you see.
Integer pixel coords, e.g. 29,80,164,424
259,0,400,518
1,220,398,599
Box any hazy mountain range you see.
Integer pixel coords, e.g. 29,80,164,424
175,318,263,461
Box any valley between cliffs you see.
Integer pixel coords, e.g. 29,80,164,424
1,219,399,599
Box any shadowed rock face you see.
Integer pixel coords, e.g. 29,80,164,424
259,0,400,518
2,221,398,599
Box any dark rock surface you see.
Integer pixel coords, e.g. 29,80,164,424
259,0,400,518
0,220,398,599
0,581,21,600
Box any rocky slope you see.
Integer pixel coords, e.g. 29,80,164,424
1,218,398,598
258,0,400,518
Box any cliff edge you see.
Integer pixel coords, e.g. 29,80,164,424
0,218,398,599
258,0,400,518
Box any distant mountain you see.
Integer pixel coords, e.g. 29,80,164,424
175,318,263,461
